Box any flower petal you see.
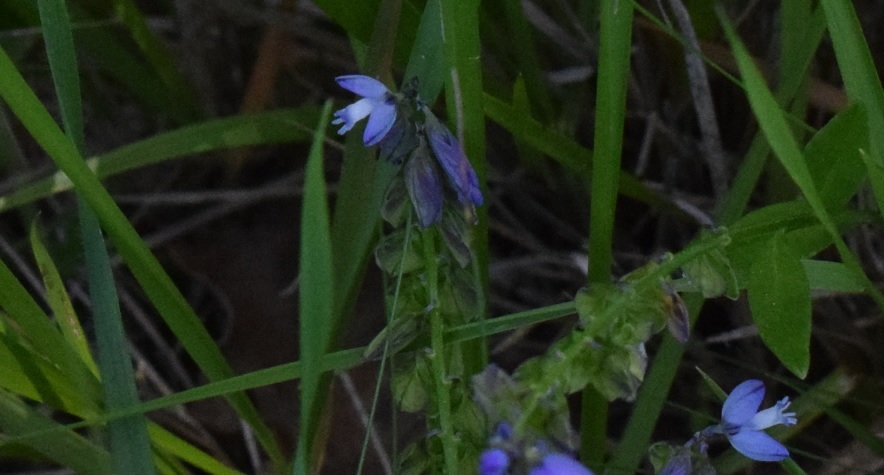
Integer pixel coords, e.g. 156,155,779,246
529,453,594,475
425,113,483,205
750,397,797,430
335,75,390,98
332,98,375,135
728,429,790,462
478,448,510,475
722,379,765,426
404,150,443,228
364,100,397,146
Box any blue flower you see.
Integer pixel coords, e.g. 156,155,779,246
424,110,483,207
478,448,510,475
720,379,797,462
404,146,443,228
332,75,397,146
529,453,594,475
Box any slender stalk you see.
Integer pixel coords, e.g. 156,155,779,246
583,0,635,464
421,229,458,473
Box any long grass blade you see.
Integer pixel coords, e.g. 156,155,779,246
29,222,98,375
439,0,488,374
292,101,335,475
38,0,155,471
582,0,635,465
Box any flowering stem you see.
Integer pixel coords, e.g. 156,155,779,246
513,232,732,437
421,228,459,473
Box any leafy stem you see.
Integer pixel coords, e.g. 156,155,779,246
421,228,458,473
514,231,732,435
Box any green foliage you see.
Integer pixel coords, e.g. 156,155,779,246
0,0,882,474
293,101,335,475
748,232,812,378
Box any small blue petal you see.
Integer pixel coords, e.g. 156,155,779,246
728,429,789,462
332,98,375,135
363,100,397,146
335,75,389,98
405,150,443,227
529,453,594,475
722,380,765,426
478,449,510,475
751,397,797,430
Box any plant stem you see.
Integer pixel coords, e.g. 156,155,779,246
421,229,458,473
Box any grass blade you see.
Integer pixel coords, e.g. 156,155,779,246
29,221,98,375
0,252,100,405
583,0,635,465
38,0,154,471
439,0,488,374
292,101,335,475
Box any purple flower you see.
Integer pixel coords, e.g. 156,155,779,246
332,75,397,146
404,147,443,228
478,448,510,475
424,110,483,207
721,380,797,462
529,453,594,475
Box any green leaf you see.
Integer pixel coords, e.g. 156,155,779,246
804,103,869,208
802,260,865,293
747,232,811,378
720,8,884,312
293,101,335,475
392,354,431,413
821,0,884,187
403,0,446,100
